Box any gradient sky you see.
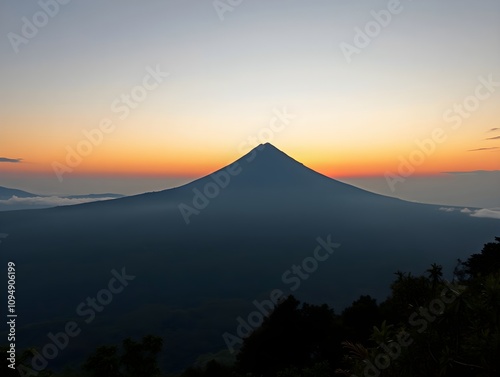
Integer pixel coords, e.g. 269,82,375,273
1,0,499,195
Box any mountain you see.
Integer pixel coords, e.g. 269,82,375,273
0,186,37,200
0,186,124,211
0,143,498,372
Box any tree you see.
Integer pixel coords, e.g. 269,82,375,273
341,237,500,377
237,296,341,376
341,295,381,343
84,345,121,377
380,273,433,325
464,237,500,278
121,335,163,377
84,335,163,377
426,263,443,291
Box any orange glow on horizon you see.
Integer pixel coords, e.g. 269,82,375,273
1,117,499,180
2,147,498,180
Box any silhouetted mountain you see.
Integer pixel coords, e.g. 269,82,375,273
0,186,124,211
0,143,498,372
0,186,37,200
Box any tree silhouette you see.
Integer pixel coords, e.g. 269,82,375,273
342,237,500,377
237,296,341,377
121,335,163,377
341,295,380,343
426,263,443,290
464,237,500,278
84,345,120,377
84,335,162,377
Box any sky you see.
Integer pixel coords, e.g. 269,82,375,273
0,0,499,199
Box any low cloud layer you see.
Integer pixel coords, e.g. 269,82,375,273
0,157,22,163
439,207,455,212
0,195,117,208
444,170,500,175
468,147,498,152
470,208,500,220
439,206,500,220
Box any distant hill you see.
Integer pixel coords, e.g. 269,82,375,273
0,186,124,211
0,143,497,372
0,186,37,200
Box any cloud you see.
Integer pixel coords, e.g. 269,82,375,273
0,157,23,163
486,136,500,140
439,207,457,212
0,195,118,208
439,207,500,220
488,128,499,132
443,170,500,175
469,208,500,220
442,171,475,175
468,147,499,152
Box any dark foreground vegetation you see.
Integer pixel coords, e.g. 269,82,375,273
3,237,500,377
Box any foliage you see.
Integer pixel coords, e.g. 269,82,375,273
342,237,500,377
84,335,162,377
236,296,342,376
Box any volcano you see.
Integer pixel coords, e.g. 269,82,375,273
0,143,497,372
